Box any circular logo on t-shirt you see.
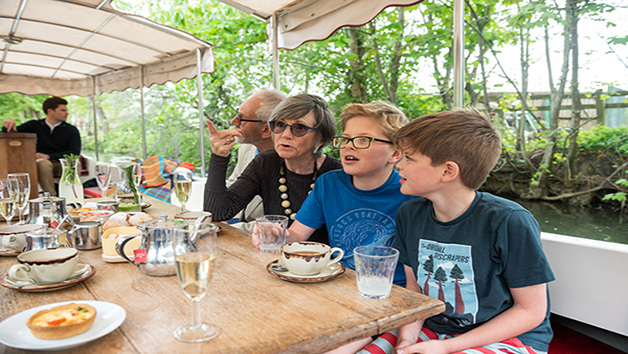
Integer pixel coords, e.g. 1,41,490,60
330,208,395,269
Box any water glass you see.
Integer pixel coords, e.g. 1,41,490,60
254,215,288,253
95,162,112,200
354,245,399,300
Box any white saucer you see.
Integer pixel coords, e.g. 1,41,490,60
0,300,125,351
102,253,135,263
266,259,345,283
1,263,95,292
0,248,21,257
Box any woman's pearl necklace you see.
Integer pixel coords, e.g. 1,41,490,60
278,160,318,220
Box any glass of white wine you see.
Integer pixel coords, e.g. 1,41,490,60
0,179,17,226
7,173,30,224
174,170,193,213
173,223,219,342
95,162,112,201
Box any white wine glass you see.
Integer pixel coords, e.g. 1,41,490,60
173,223,219,342
0,179,16,226
95,163,112,201
174,170,193,213
7,173,29,224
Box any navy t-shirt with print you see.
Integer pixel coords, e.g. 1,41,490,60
393,191,555,352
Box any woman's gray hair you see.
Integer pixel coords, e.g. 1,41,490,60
269,93,336,155
251,89,288,122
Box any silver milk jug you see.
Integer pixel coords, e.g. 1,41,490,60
26,192,74,233
115,215,188,277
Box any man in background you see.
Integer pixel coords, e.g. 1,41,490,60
205,89,286,229
2,96,81,196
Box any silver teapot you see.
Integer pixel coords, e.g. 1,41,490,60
26,192,74,232
115,215,190,277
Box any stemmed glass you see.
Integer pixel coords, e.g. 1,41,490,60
132,161,143,205
174,170,193,213
173,223,219,342
95,163,112,200
0,179,16,226
7,173,30,224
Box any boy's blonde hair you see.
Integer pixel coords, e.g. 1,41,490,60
393,108,502,190
340,101,408,140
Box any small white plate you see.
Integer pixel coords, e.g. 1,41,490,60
0,300,126,351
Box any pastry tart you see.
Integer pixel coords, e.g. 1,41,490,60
26,303,97,339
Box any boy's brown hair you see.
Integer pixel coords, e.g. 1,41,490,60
340,101,408,140
393,108,502,190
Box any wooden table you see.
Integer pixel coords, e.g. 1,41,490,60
0,197,444,353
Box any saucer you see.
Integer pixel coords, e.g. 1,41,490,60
140,202,151,211
1,263,95,292
266,259,345,283
0,248,21,257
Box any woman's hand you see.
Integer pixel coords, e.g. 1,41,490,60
206,119,242,157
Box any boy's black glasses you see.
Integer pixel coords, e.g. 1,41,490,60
332,136,393,149
268,120,317,137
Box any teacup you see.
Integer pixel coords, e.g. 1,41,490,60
8,247,78,284
174,211,212,224
281,242,344,276
0,224,43,251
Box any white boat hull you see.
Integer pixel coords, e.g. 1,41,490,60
541,232,628,337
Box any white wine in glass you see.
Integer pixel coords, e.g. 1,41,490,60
174,170,193,213
0,180,16,226
7,173,29,224
173,223,219,342
95,163,112,201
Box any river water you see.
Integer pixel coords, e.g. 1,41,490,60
513,199,628,245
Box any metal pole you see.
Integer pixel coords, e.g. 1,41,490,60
196,48,206,178
453,0,465,108
91,76,99,161
140,66,147,160
271,13,280,89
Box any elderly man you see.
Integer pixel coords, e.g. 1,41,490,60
205,89,286,228
2,97,81,196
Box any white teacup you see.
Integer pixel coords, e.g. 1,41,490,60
281,242,344,276
0,224,43,251
8,247,78,284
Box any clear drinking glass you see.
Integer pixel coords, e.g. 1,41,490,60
174,170,193,213
173,223,219,342
132,161,143,201
354,245,399,300
6,173,29,224
95,163,112,201
0,179,16,226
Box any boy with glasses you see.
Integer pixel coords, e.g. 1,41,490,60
279,101,413,287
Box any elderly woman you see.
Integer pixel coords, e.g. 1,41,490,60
203,94,341,244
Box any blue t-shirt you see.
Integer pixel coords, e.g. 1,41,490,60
394,191,555,351
297,169,414,286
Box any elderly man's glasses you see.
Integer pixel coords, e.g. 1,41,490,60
268,120,317,137
332,136,393,149
235,114,263,124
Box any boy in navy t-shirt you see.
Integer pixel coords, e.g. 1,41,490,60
358,109,554,354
